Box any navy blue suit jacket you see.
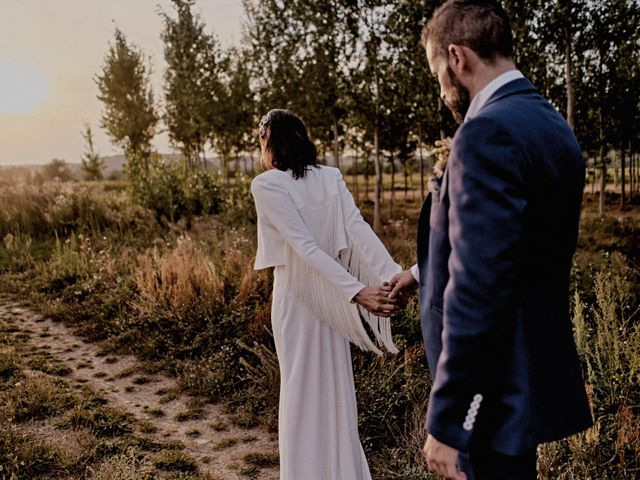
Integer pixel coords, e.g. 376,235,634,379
417,77,593,455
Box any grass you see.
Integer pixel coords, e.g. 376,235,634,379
174,408,205,422
151,449,198,473
0,178,638,479
214,437,239,450
0,313,211,479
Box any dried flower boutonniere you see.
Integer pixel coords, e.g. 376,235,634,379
428,137,452,192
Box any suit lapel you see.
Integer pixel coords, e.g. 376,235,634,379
481,77,537,113
417,192,432,266
440,165,450,199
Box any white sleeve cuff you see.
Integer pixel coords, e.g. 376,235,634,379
348,283,367,304
410,264,420,283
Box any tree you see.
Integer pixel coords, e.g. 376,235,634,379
161,0,226,171
384,0,444,200
80,124,105,181
537,0,588,130
96,28,158,171
213,48,257,179
41,159,74,182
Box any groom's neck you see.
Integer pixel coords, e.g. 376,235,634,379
468,57,518,99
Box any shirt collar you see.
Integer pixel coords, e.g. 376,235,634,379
464,69,524,122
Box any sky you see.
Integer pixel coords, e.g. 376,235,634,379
0,0,243,166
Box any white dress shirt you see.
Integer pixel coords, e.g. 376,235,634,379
410,69,524,282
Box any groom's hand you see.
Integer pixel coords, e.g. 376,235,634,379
354,284,397,317
423,434,466,480
388,270,419,300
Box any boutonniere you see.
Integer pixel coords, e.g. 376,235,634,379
428,137,452,192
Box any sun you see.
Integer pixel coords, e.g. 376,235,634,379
0,61,48,115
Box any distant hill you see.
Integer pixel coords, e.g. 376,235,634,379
0,153,187,180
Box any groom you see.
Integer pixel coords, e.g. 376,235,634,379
389,1,593,479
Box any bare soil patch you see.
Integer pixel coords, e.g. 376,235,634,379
0,294,279,479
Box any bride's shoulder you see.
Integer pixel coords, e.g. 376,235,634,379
314,165,342,179
250,170,286,196
251,169,283,184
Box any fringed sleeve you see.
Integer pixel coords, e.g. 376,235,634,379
251,172,400,355
335,170,403,354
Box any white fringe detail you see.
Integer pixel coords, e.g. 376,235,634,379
285,195,399,356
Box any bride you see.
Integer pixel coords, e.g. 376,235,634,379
250,109,402,479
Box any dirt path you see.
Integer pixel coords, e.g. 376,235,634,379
0,294,279,479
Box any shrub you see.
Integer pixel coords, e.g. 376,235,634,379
127,159,223,223
0,423,68,479
134,235,223,313
2,373,76,422
539,255,639,479
0,347,21,381
151,449,198,473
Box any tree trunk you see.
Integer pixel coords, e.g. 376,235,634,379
353,146,359,202
419,125,425,199
403,161,409,201
613,154,618,191
565,33,575,130
365,165,370,202
373,125,383,233
333,117,340,170
621,146,626,208
202,149,208,170
598,54,605,217
631,148,636,201
389,156,395,218
599,145,606,217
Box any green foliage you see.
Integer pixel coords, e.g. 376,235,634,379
95,28,158,163
40,158,74,183
81,124,105,181
539,255,639,479
212,48,257,181
0,182,154,242
127,157,223,223
161,0,226,171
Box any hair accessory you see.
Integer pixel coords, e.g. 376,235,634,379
258,113,270,139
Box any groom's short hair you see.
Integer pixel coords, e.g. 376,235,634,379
422,0,513,64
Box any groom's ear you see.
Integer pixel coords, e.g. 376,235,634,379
447,44,467,74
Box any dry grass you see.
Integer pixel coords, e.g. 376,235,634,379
1,179,638,479
135,235,224,313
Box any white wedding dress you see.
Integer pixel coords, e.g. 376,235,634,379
251,166,401,480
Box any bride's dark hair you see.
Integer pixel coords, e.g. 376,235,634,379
259,109,318,179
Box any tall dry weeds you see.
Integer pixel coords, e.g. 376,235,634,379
135,235,224,313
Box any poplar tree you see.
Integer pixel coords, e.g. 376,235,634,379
95,28,158,171
80,124,105,181
161,0,225,171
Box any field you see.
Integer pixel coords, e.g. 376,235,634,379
0,178,638,479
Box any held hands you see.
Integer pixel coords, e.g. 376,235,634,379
355,270,419,316
424,434,466,480
354,283,397,317
388,270,419,301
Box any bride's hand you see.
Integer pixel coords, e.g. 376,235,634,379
354,284,397,317
388,270,419,300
